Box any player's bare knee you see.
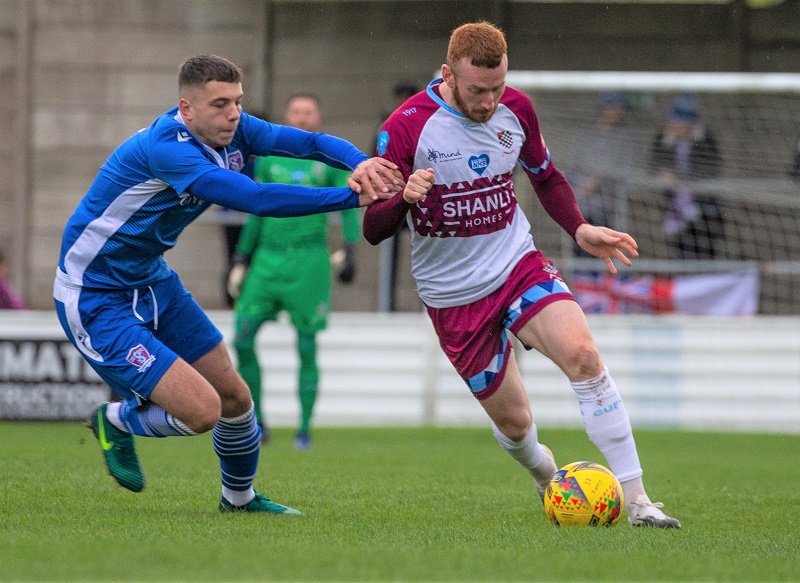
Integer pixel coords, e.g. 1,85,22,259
565,344,602,381
496,411,532,442
188,394,222,433
502,423,531,443
217,382,254,418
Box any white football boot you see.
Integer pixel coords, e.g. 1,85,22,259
628,494,682,528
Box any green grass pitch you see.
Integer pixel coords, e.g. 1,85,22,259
1,422,798,582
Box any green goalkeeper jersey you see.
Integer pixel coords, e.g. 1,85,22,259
236,156,360,255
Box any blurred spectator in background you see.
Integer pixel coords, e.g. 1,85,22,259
789,137,800,181
648,94,724,259
373,82,421,311
567,92,640,260
0,251,26,310
228,94,360,450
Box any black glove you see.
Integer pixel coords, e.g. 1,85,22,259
337,243,357,284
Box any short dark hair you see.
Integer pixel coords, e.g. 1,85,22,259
178,54,243,93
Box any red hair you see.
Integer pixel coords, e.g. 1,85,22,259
446,21,507,69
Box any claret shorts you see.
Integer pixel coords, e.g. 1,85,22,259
425,251,575,400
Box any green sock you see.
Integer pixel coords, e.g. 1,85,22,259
297,332,319,435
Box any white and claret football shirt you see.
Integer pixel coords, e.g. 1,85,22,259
363,78,586,308
58,109,367,290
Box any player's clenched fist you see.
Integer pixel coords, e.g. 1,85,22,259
403,168,435,204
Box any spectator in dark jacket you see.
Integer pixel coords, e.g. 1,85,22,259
649,94,724,259
789,137,800,181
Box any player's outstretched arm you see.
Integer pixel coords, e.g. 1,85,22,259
362,168,435,245
188,167,364,217
574,223,639,274
267,124,402,199
348,158,406,202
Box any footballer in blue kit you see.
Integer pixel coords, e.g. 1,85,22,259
54,54,403,514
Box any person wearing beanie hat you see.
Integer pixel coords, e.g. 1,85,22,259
648,94,725,259
668,94,700,123
597,91,626,112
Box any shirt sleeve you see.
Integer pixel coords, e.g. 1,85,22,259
361,108,418,244
362,192,412,245
148,133,220,196
505,88,586,239
187,166,359,217
268,125,369,172
375,109,416,181
532,169,587,239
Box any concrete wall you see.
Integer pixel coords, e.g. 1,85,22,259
3,0,800,309
10,0,271,309
215,311,800,433
2,311,799,433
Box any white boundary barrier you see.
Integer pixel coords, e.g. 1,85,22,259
1,311,798,433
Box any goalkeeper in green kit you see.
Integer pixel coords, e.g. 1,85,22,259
228,94,359,450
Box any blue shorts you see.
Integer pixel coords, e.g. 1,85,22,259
54,268,223,406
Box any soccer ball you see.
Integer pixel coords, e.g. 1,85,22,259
543,461,624,527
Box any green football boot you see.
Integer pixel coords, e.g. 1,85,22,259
218,492,303,516
86,403,145,493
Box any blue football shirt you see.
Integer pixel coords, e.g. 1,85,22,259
58,108,366,289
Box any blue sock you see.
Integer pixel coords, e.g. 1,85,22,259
212,403,261,505
115,401,197,437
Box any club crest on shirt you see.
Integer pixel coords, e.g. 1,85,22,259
497,130,513,149
227,150,244,172
126,344,156,373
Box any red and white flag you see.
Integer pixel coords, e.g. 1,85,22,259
571,269,760,316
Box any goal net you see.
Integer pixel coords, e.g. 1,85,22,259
509,71,800,315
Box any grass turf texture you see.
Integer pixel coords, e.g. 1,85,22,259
1,423,798,582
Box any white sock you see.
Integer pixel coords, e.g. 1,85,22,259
571,367,644,483
222,486,255,507
620,477,648,508
105,402,126,432
491,421,550,480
